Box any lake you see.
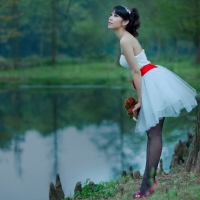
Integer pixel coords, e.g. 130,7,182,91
0,86,197,200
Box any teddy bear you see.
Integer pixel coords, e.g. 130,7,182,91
124,97,140,121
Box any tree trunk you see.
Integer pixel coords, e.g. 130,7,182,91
194,0,200,64
172,37,178,56
187,42,192,57
52,94,58,174
40,26,44,66
194,39,200,64
11,0,19,69
156,36,161,61
51,0,56,64
185,100,200,173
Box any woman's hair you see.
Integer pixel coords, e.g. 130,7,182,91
113,5,140,37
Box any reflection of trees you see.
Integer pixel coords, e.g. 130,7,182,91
0,89,121,146
12,91,23,177
0,88,140,177
0,87,195,139
52,94,58,177
163,109,197,141
0,91,24,177
119,92,125,171
87,89,144,178
0,88,197,177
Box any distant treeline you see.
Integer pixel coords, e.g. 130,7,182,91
0,0,199,65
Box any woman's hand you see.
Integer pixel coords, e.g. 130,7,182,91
132,101,142,115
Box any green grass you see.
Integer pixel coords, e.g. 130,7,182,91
64,166,200,200
0,59,199,91
0,62,131,87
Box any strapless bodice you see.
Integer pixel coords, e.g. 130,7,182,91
119,49,151,71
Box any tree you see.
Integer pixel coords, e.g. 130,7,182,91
50,0,56,64
186,101,200,173
10,0,20,68
122,0,170,60
0,0,21,68
157,0,200,64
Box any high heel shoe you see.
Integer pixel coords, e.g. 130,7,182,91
133,179,157,199
134,190,141,198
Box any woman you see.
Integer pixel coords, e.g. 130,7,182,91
108,5,198,198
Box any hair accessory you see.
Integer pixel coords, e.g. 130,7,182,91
122,6,131,14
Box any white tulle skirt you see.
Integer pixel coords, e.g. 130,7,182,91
136,65,198,133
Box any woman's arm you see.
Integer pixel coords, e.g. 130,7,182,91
120,37,142,113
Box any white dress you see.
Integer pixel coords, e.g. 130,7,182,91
120,49,198,133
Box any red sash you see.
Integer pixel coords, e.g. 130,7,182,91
132,63,157,89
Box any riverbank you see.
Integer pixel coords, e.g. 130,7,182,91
0,59,199,91
61,165,200,200
61,103,200,200
51,129,200,200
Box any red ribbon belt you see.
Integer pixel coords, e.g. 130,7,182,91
132,63,157,89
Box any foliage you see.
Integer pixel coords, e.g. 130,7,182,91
0,0,199,63
64,166,200,200
0,0,20,42
70,178,119,199
155,0,200,63
63,166,200,200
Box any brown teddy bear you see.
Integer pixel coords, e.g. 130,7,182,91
124,97,140,121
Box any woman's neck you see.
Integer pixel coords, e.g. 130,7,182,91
114,28,126,40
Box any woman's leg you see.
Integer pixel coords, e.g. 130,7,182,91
139,118,165,195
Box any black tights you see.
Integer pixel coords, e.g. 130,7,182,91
139,118,165,195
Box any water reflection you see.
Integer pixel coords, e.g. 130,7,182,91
0,88,197,200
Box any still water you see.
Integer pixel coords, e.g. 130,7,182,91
0,87,197,200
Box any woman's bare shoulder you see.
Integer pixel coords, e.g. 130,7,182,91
120,35,130,46
120,33,142,54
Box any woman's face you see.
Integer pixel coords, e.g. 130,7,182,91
108,10,124,30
